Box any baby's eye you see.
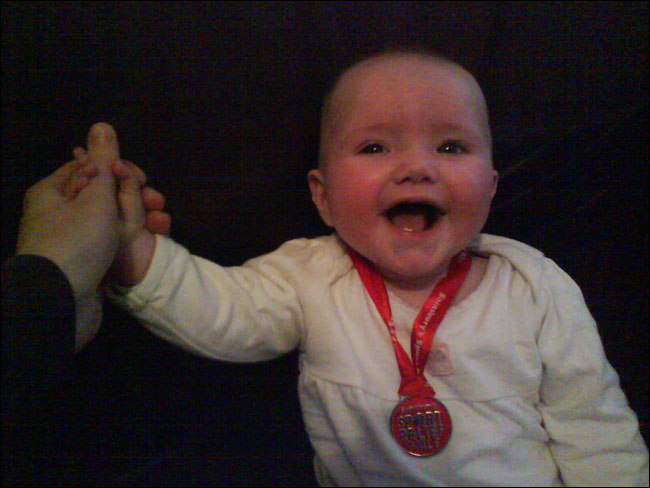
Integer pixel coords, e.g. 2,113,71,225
359,143,387,154
437,141,466,154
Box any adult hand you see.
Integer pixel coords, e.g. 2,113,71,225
16,123,121,300
16,123,121,349
69,138,172,287
68,148,172,239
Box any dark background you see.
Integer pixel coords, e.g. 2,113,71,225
2,1,648,485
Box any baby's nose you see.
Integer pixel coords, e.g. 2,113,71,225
394,155,439,184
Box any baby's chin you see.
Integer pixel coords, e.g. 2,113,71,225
375,260,450,291
342,239,445,281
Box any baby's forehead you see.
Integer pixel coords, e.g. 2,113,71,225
333,54,481,110
323,54,488,134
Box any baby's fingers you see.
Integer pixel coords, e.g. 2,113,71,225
142,186,166,211
113,159,146,243
118,159,146,188
62,173,91,200
59,158,100,200
141,186,170,235
113,159,143,205
146,210,171,236
72,146,87,161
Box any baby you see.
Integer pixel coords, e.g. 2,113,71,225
88,49,648,485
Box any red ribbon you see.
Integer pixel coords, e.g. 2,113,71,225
348,248,471,398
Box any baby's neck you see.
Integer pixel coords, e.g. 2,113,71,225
386,285,438,309
385,254,488,309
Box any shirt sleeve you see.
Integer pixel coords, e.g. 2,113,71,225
535,259,649,486
1,255,76,422
107,234,304,362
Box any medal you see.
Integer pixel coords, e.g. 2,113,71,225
390,396,452,456
349,248,471,457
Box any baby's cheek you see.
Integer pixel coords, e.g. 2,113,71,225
449,185,494,232
454,172,494,203
329,181,370,215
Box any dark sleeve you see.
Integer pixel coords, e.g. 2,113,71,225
1,254,76,422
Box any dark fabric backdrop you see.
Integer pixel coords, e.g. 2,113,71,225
2,2,648,485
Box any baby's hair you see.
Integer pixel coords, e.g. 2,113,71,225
317,46,488,169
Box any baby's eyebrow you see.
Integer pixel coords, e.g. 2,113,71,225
349,121,471,134
347,122,399,133
430,121,486,143
430,121,467,133
337,122,399,145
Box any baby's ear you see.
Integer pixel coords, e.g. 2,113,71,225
490,170,499,200
307,169,334,227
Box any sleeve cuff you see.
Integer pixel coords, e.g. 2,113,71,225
106,234,175,311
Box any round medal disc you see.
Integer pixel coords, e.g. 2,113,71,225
390,396,452,457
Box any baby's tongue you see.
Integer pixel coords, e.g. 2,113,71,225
390,209,428,233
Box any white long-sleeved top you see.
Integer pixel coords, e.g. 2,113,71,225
109,233,649,486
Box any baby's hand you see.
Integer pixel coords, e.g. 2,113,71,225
70,148,171,237
65,144,171,286
112,158,171,240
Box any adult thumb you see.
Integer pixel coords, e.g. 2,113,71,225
86,122,120,170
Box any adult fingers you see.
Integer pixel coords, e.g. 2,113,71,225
49,159,85,185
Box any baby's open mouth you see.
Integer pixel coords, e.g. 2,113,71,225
384,202,444,233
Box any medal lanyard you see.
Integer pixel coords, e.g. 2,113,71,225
348,249,471,398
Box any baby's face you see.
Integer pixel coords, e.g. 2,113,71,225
309,55,498,290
